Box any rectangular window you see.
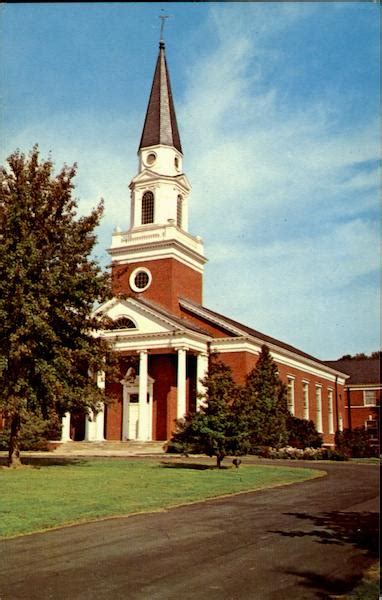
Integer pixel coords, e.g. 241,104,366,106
287,377,295,415
363,390,377,406
328,389,334,434
303,382,309,420
315,386,323,433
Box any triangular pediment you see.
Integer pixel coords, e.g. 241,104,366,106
95,298,183,335
130,169,190,192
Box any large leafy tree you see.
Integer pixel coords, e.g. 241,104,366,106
0,147,113,467
170,358,248,468
239,344,289,449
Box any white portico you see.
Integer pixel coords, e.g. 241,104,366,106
91,296,211,441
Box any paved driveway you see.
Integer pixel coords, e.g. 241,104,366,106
0,460,379,600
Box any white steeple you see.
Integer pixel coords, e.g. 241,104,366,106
128,40,191,231
109,40,205,285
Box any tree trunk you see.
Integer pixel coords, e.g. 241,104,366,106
8,414,22,468
216,454,224,469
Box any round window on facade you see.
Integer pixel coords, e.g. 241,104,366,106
129,267,152,293
146,152,156,166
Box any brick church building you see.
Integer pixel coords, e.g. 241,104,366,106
61,40,348,447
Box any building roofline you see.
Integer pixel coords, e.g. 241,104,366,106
179,298,349,378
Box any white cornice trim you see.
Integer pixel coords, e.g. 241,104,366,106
109,243,207,273
210,336,347,384
137,143,184,158
130,171,191,193
346,405,380,409
103,330,210,353
346,385,382,391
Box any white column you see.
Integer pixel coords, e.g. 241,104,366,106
95,370,106,441
84,410,96,441
137,350,148,441
176,347,187,419
196,352,209,410
94,404,105,441
61,412,71,442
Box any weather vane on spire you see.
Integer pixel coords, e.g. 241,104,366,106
159,10,171,44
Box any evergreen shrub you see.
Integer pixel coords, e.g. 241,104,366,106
286,415,323,449
335,428,378,458
0,413,61,451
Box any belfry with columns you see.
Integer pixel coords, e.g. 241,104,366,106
62,38,349,447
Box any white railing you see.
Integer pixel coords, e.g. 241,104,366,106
111,223,203,254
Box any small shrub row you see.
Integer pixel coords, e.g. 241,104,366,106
253,445,348,461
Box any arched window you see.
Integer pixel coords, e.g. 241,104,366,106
176,195,183,228
141,191,154,224
107,317,136,330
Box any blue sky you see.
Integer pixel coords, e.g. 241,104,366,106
1,2,380,359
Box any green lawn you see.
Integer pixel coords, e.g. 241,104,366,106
0,458,322,538
346,562,380,599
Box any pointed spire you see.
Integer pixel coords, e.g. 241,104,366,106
139,42,182,154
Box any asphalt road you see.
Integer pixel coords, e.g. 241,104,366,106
1,460,379,600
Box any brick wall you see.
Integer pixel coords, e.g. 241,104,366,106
345,387,380,431
112,258,202,314
105,380,123,440
150,354,177,440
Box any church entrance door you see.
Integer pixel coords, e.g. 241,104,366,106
126,393,139,440
121,375,154,441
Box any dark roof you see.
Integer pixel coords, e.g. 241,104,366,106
324,359,381,385
139,42,182,153
133,297,209,336
180,298,348,375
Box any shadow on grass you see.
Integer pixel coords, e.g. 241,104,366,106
0,456,87,468
160,461,230,471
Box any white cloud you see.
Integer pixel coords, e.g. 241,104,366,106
179,6,380,357
1,4,379,357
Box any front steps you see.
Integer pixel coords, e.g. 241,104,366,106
52,440,167,455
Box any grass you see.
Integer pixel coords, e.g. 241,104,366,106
346,562,380,599
350,457,380,465
0,458,322,538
